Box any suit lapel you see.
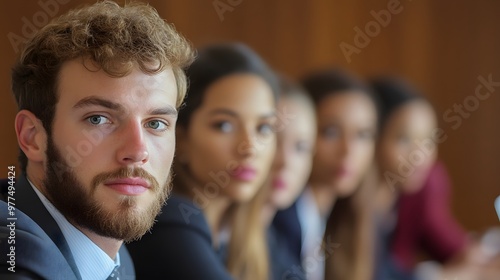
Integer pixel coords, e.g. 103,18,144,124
118,246,136,280
15,175,82,280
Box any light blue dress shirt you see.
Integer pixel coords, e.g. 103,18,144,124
296,187,326,280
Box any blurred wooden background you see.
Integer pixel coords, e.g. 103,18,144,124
1,0,499,231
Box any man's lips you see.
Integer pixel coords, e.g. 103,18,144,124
104,177,150,195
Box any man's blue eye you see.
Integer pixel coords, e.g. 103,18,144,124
87,115,109,125
146,120,167,130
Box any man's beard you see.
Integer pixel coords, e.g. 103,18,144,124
43,135,171,242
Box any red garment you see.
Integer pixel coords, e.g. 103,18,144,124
390,161,469,271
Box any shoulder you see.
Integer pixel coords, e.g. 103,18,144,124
128,193,212,250
130,194,212,249
127,194,233,279
157,194,211,235
398,161,451,209
0,201,77,280
423,161,451,196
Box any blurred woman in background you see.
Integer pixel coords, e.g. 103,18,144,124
263,76,316,280
372,76,452,280
128,43,278,280
273,68,379,280
372,76,499,280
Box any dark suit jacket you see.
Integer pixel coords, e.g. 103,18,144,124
0,175,135,279
268,224,305,280
272,201,303,268
127,194,233,280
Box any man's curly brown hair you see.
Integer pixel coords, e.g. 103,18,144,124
12,0,194,173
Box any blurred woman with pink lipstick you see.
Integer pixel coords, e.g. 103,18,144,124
273,68,379,280
128,43,278,280
263,76,317,280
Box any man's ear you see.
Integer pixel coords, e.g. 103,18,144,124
15,110,47,164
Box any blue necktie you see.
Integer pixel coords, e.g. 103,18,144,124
106,266,120,280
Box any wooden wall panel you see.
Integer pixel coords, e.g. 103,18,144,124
0,0,498,231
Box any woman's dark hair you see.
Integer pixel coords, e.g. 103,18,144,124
303,68,379,280
178,43,279,127
277,74,315,110
301,68,375,106
370,76,425,130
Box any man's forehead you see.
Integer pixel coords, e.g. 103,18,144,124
57,60,177,105
58,59,172,82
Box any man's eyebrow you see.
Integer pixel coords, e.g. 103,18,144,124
73,96,123,111
150,106,178,117
73,96,177,116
